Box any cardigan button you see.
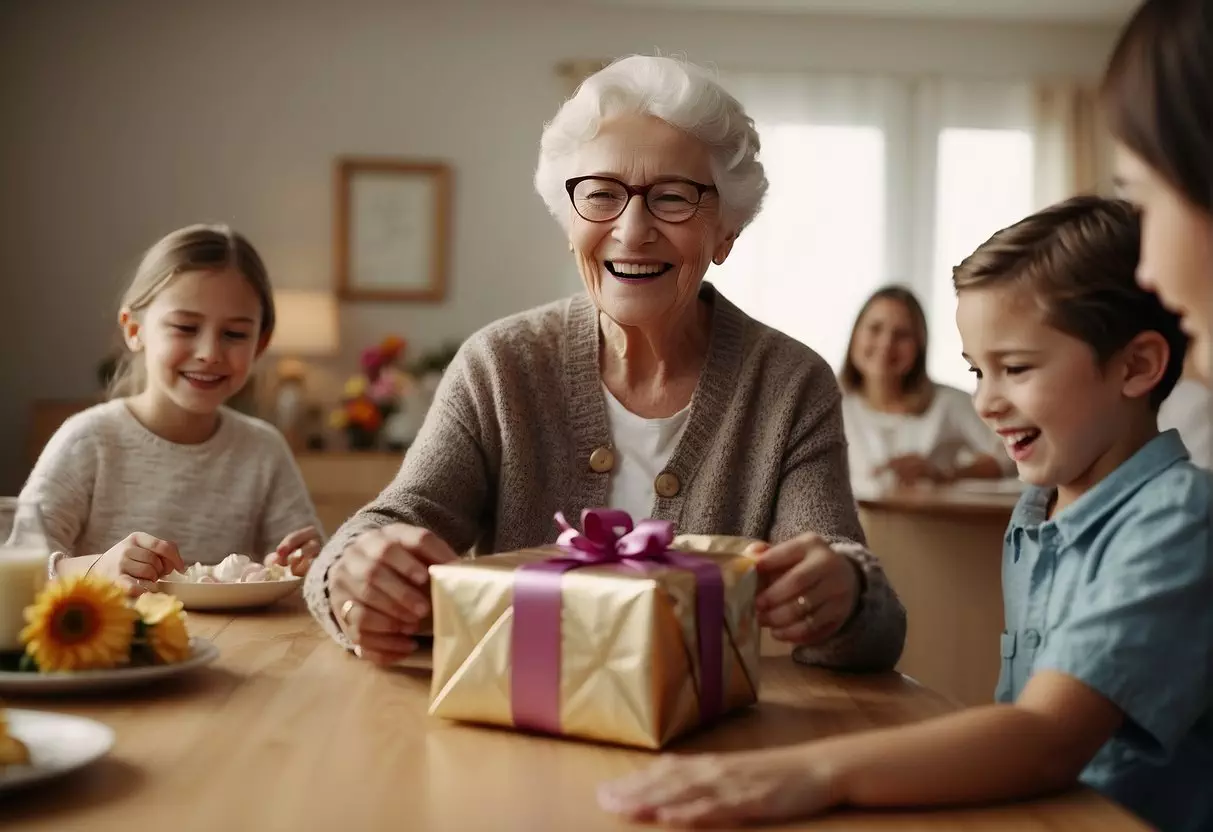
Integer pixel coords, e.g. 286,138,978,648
589,446,615,473
655,471,681,498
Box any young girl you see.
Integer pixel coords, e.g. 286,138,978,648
598,197,1212,831
20,224,323,594
839,285,1010,494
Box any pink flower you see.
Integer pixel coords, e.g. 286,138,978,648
361,346,387,379
367,374,400,405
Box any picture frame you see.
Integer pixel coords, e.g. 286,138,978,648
334,158,451,302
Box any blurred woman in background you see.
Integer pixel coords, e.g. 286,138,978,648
839,285,1010,495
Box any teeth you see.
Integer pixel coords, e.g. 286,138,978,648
183,373,222,382
1002,429,1038,447
608,262,665,275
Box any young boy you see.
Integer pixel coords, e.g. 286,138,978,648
598,196,1212,831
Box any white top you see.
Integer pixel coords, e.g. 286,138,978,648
602,386,691,520
1159,379,1213,469
841,384,1011,496
19,400,322,564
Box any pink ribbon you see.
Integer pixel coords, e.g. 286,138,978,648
510,509,725,736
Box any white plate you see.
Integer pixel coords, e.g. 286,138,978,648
156,576,302,610
0,637,219,695
0,709,114,793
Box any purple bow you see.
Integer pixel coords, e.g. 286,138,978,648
510,509,725,736
554,508,677,560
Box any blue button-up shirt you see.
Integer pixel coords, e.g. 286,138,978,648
999,430,1213,832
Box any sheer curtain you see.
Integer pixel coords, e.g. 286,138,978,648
709,71,1042,392
711,73,912,374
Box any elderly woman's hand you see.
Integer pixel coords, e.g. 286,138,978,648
748,533,862,645
328,524,457,665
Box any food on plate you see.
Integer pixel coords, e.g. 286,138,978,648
162,553,294,585
0,708,29,766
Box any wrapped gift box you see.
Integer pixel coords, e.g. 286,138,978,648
427,510,760,749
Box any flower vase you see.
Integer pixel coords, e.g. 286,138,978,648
346,426,379,451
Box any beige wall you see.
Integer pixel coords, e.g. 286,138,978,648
0,0,1118,490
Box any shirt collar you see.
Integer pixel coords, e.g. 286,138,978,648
1010,430,1190,538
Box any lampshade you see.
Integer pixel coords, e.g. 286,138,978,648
270,290,339,356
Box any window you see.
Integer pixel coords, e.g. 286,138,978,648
929,128,1035,391
711,124,885,372
708,74,1042,394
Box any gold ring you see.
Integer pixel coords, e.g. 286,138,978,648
796,595,814,618
340,599,356,623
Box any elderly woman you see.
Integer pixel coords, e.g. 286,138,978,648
303,56,906,674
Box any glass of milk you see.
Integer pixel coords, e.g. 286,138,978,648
0,498,51,652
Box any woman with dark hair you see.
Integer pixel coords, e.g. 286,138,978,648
839,285,1009,495
1102,0,1211,383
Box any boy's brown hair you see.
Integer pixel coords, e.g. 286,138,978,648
951,195,1187,409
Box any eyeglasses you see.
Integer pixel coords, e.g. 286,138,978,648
564,176,717,224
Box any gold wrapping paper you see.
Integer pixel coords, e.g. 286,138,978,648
427,538,760,749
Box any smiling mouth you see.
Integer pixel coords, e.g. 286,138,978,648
1000,428,1041,460
180,372,227,390
605,261,673,280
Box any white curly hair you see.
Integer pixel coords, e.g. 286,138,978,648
534,55,768,233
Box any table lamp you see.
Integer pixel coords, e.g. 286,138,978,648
268,290,339,449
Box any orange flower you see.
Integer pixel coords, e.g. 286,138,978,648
380,335,406,362
346,397,383,431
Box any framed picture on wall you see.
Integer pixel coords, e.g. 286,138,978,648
335,158,451,302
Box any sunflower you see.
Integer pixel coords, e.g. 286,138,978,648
20,575,137,672
133,593,191,664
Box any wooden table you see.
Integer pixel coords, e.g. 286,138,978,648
858,484,1019,708
3,602,1145,831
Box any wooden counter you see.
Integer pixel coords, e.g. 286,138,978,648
2,600,1145,831
859,483,1019,707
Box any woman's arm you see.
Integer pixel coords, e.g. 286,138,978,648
769,388,906,672
303,345,494,645
951,454,1006,480
947,387,1015,477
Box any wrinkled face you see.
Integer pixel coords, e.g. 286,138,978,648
566,113,737,329
124,268,264,416
957,284,1137,500
849,298,920,386
1115,144,1213,382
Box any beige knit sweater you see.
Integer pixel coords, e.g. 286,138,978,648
305,285,906,671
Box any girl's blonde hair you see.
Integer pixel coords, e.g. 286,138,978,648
108,224,276,399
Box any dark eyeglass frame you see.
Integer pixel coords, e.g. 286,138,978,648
564,175,718,224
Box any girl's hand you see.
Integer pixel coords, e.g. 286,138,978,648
598,747,837,827
748,533,861,645
266,526,323,576
94,533,185,596
328,524,458,665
